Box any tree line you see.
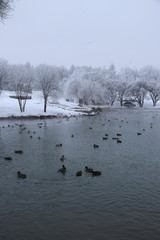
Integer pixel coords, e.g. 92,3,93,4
0,59,160,112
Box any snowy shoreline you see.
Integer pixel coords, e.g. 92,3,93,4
0,91,96,120
0,91,159,120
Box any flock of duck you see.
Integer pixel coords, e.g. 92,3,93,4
57,163,101,177
1,121,102,179
2,122,43,179
1,111,157,180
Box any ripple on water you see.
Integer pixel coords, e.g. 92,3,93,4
1,110,160,240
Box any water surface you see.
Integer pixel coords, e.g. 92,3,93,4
0,108,160,240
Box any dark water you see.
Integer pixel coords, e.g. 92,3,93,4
0,109,160,240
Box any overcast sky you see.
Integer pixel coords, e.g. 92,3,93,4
0,0,160,70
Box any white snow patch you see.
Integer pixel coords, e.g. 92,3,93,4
0,91,91,118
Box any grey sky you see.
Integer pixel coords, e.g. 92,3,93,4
0,0,160,70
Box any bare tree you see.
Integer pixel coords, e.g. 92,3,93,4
0,58,8,93
9,63,33,112
0,0,14,22
36,64,58,113
117,81,128,106
126,81,147,108
147,83,160,107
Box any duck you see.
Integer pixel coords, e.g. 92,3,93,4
76,170,82,176
117,139,122,143
112,137,119,140
60,155,65,161
92,171,101,176
4,156,12,160
57,165,66,173
85,166,94,173
137,132,142,135
103,137,108,140
15,150,23,154
93,144,99,148
117,133,121,136
56,144,62,147
17,171,27,179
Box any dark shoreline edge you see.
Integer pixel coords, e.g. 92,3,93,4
0,112,98,121
0,114,82,121
0,107,105,121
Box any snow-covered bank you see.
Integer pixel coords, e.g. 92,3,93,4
0,91,159,119
0,91,93,119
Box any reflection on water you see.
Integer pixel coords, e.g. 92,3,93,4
0,109,160,240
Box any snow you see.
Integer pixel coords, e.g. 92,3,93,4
0,91,159,119
0,91,92,118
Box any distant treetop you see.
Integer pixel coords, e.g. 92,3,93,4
0,0,14,22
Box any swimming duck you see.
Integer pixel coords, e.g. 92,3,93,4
17,171,27,179
60,155,65,161
92,171,101,176
76,170,82,176
85,166,94,173
4,156,12,160
15,150,23,154
93,144,99,148
56,144,62,147
112,137,119,140
58,165,66,173
137,132,142,135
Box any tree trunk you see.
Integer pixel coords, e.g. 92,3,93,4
44,97,47,112
18,99,23,112
153,101,156,107
111,101,114,106
22,99,27,112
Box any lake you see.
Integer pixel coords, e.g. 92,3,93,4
0,108,160,240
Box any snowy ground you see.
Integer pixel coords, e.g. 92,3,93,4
0,91,92,118
0,91,159,119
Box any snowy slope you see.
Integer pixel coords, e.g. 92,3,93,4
0,91,91,118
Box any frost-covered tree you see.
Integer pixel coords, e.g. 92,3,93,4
64,67,89,103
147,82,160,107
126,81,147,107
116,81,128,106
53,66,69,99
66,79,82,102
0,0,14,22
36,64,59,112
65,66,108,105
106,81,118,106
8,63,33,112
103,64,118,106
0,58,8,93
117,67,138,106
139,66,160,106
